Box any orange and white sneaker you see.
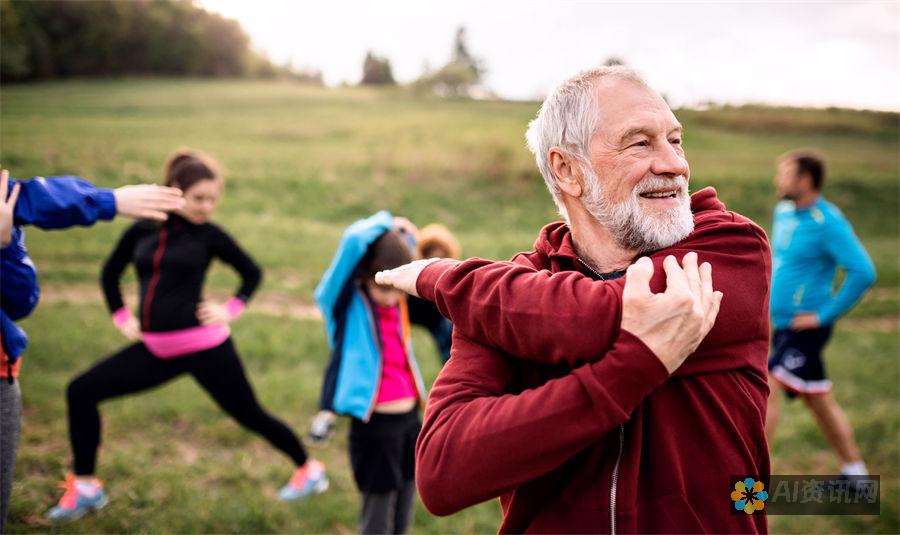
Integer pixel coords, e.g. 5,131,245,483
278,460,329,501
46,474,108,522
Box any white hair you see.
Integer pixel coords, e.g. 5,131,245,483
525,66,649,221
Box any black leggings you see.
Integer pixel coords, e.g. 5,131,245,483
67,338,307,475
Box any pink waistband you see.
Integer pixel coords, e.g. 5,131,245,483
142,324,231,358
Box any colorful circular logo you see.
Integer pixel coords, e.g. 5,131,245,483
731,478,769,514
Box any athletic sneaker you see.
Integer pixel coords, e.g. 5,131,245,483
307,411,336,445
46,475,108,522
278,460,329,501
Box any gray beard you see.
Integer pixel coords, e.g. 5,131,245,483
581,171,695,253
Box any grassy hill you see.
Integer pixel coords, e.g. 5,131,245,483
1,79,897,533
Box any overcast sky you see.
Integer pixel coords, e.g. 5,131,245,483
200,0,899,110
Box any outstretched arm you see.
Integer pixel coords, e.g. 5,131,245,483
378,215,769,369
7,170,182,229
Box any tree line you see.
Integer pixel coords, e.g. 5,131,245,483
0,0,281,81
0,2,483,97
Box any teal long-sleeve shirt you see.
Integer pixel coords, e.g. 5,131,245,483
770,196,876,329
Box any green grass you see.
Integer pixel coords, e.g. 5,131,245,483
1,79,898,533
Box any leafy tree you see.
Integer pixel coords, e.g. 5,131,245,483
0,0,282,81
415,25,484,97
360,51,395,85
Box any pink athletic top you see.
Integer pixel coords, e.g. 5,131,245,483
374,304,417,404
113,298,245,359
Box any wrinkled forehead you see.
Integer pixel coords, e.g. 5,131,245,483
592,79,681,139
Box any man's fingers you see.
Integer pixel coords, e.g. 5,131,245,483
708,291,724,328
374,269,393,287
662,254,689,295
141,209,170,222
624,256,654,299
699,261,713,308
7,183,21,207
148,187,185,205
681,252,701,297
0,169,8,198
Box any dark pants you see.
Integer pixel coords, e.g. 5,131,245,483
350,409,420,535
67,338,307,475
0,379,21,534
360,478,416,535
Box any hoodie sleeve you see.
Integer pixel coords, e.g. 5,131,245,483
12,176,117,229
416,329,669,516
416,213,771,370
418,258,624,366
1,227,40,321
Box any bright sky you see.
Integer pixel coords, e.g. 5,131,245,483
200,0,899,110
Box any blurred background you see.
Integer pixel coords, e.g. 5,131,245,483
1,0,897,533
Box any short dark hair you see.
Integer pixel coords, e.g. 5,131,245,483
780,149,825,190
358,230,413,280
163,148,221,191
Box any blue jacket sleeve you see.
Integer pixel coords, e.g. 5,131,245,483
1,311,28,360
11,176,117,229
817,212,877,325
1,226,40,361
1,227,40,321
314,210,394,346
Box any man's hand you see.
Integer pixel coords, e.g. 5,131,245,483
197,300,231,325
790,312,820,331
621,252,723,374
114,184,184,221
375,258,442,297
1,169,22,246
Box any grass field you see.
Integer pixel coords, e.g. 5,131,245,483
1,79,898,534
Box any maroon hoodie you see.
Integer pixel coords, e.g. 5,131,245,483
415,188,771,534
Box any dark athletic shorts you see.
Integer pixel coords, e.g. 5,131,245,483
349,408,421,493
768,327,833,399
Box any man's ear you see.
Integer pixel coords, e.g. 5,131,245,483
548,147,584,198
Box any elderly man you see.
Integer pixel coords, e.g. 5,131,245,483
377,67,771,533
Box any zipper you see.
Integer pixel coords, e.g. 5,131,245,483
610,424,624,535
577,257,607,281
142,228,168,331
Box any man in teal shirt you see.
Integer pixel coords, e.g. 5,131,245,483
766,150,876,477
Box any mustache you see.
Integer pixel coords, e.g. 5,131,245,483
633,176,689,195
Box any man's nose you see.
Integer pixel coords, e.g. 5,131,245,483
651,141,689,178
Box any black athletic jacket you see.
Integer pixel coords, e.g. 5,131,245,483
101,214,262,332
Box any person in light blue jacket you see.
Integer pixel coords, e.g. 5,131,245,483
311,211,427,535
765,150,876,478
0,169,182,532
